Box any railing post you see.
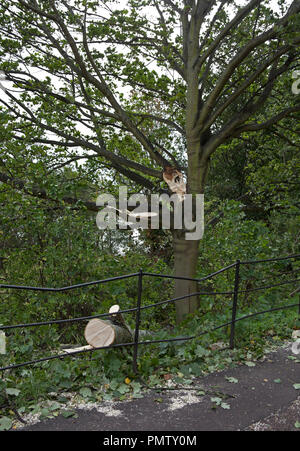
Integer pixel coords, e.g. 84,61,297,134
132,269,143,374
230,260,240,350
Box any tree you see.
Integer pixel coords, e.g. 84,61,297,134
0,0,299,322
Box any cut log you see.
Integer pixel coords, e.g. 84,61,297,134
84,304,155,349
84,318,133,348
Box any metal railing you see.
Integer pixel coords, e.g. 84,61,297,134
0,253,300,373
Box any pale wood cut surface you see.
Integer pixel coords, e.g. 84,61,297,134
84,318,115,348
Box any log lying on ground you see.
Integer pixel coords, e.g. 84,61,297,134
84,318,133,348
84,304,153,348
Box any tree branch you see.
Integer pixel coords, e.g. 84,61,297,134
232,105,300,135
200,41,299,134
0,94,161,181
0,170,98,211
203,55,298,157
197,0,300,128
195,0,262,72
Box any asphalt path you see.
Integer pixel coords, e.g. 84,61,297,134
20,344,300,431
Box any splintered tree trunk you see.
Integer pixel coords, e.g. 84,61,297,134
173,232,200,324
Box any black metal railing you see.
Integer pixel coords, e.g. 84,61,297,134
0,253,300,374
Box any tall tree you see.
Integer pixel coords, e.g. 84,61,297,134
0,0,299,322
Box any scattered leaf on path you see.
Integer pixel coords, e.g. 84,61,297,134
197,390,205,396
225,377,238,384
61,411,78,418
221,402,230,410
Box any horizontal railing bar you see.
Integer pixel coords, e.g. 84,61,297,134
240,253,300,265
227,302,300,324
198,302,300,336
140,301,300,343
143,262,237,283
140,290,234,311
139,278,300,313
238,278,300,293
0,273,139,292
0,306,139,331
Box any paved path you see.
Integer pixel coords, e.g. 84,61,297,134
21,345,300,431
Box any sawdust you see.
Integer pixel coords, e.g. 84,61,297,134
166,390,203,411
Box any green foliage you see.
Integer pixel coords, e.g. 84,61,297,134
1,187,299,427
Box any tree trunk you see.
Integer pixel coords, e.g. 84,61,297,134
172,133,209,323
173,231,200,324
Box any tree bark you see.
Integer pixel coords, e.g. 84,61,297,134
173,231,200,324
172,135,209,323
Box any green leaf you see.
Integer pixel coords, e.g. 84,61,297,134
293,383,300,390
0,416,13,431
273,379,281,383
245,361,256,367
131,382,142,393
79,387,92,398
211,397,222,405
40,408,51,418
117,383,129,395
221,402,230,410
61,411,77,418
195,345,209,358
225,376,238,383
197,390,206,396
295,421,300,429
6,388,20,396
49,402,62,411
